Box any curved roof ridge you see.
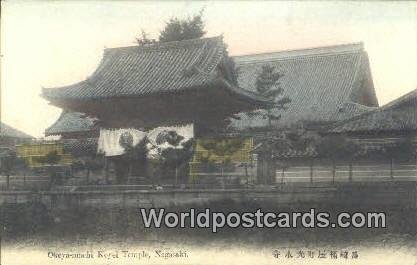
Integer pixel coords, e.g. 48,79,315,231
379,88,417,110
328,88,417,133
0,122,33,139
103,36,223,54
45,111,97,136
234,42,364,64
343,101,378,110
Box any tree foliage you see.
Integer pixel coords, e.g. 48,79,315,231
199,138,245,164
154,130,194,181
122,136,149,171
0,150,17,175
159,10,206,43
34,151,61,165
252,64,291,127
156,130,184,147
113,136,150,183
315,135,360,162
382,137,416,162
256,126,319,159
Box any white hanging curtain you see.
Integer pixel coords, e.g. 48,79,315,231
97,125,194,157
97,128,146,157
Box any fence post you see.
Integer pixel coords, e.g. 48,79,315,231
414,153,417,177
310,160,313,183
390,157,394,179
104,157,109,184
281,167,285,185
348,163,353,182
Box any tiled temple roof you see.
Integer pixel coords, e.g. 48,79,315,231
44,42,380,135
45,111,97,136
0,122,33,139
330,89,417,134
229,43,378,130
62,138,98,156
42,36,268,105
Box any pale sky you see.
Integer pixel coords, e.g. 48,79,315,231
1,1,416,137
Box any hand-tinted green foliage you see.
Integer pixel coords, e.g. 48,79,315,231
34,151,61,165
251,64,291,126
159,10,206,42
0,150,17,175
156,130,184,147
256,127,319,158
155,130,194,180
123,136,149,162
315,135,360,161
199,138,245,161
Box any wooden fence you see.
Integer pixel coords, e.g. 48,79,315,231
276,163,417,183
0,175,50,190
1,163,416,191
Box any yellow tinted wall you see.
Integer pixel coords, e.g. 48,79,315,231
16,142,73,167
189,137,253,181
193,137,253,163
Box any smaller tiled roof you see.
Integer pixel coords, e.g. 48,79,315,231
329,102,377,121
329,89,417,133
45,111,97,136
63,138,98,156
0,122,33,139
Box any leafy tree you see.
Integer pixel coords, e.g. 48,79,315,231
253,64,291,128
254,127,318,184
156,130,184,148
34,151,61,166
382,137,416,179
0,150,16,189
44,151,61,165
119,136,149,184
159,10,206,42
315,135,360,182
31,151,62,185
81,154,104,184
155,130,187,185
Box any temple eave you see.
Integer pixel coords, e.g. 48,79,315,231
45,85,266,129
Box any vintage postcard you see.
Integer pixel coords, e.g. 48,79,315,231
1,1,416,264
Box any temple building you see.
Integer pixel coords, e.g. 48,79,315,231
44,37,409,185
43,36,272,184
43,37,270,131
